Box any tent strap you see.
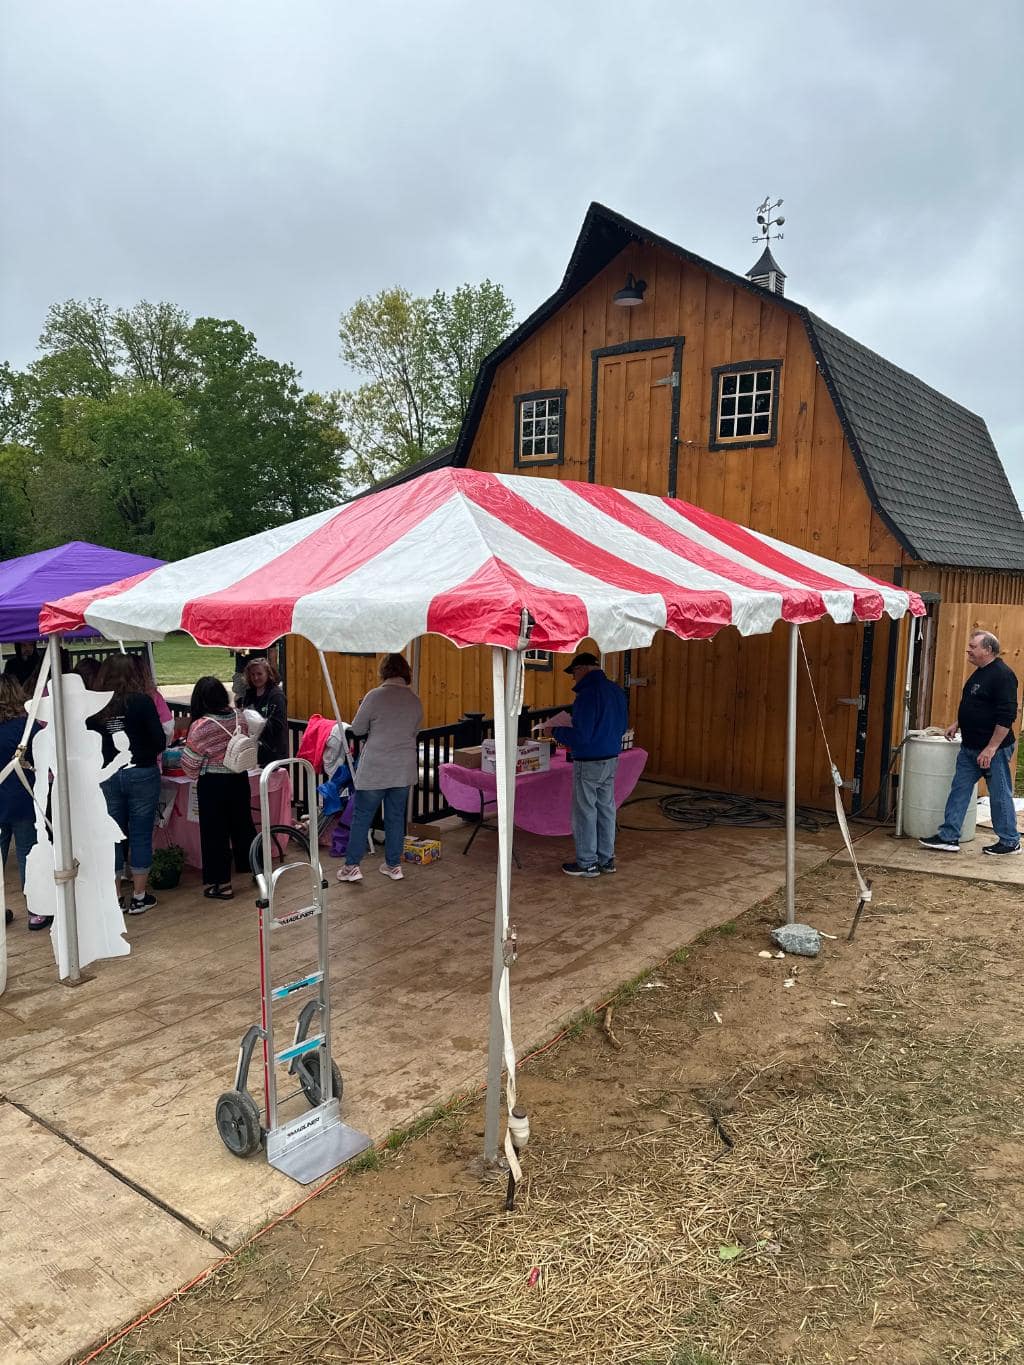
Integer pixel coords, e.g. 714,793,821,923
798,635,872,906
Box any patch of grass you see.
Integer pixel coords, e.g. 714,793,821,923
149,632,234,685
668,946,690,963
664,1350,724,1365
613,968,656,1005
565,1007,598,1040
694,921,739,947
347,1147,383,1173
382,1096,472,1152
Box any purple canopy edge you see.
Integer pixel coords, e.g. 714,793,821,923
0,542,165,641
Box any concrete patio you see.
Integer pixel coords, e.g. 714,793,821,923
1,788,852,1364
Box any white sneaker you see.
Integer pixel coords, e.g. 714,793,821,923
336,865,363,883
379,863,404,881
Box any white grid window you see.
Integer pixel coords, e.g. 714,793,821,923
517,393,563,461
716,368,775,441
524,649,553,670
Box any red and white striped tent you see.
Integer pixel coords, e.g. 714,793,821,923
40,469,924,1165
41,468,923,650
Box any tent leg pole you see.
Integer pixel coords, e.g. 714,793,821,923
483,648,507,1163
407,639,423,826
483,643,521,1166
316,649,344,730
48,637,81,984
785,624,798,926
894,618,918,839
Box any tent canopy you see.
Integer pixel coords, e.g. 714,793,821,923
1,541,165,642
40,470,924,649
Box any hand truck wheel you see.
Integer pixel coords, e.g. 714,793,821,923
215,1089,263,1157
297,1054,343,1108
250,824,312,875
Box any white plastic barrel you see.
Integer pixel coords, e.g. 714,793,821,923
901,730,977,841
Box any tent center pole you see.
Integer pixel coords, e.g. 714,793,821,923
48,637,81,984
785,624,798,925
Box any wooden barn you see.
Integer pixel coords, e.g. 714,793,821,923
287,203,1024,812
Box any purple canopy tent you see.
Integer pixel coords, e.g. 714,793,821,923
0,542,164,641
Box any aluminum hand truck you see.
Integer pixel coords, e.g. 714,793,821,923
214,757,371,1183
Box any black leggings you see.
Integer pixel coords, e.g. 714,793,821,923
197,772,257,885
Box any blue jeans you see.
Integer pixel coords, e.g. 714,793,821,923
345,786,408,869
1,817,37,889
101,765,162,875
938,745,1019,847
572,757,618,868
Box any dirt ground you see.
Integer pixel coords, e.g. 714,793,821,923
95,857,1023,1365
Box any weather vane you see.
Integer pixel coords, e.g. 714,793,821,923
753,195,785,244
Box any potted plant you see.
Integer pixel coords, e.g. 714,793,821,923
149,844,185,890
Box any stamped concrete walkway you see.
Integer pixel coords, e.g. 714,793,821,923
1,788,847,1364
834,823,1024,885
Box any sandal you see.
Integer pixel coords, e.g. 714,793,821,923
28,914,54,931
203,884,234,900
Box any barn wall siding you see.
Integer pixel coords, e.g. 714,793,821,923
287,245,1017,808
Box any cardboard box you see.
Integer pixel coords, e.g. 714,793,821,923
407,822,444,841
403,836,442,865
452,746,482,769
480,738,551,775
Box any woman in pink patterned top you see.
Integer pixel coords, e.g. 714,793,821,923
181,676,256,901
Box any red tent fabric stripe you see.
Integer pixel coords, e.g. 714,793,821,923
462,473,735,639
38,568,161,636
179,475,459,645
663,496,887,619
566,482,828,623
425,557,592,649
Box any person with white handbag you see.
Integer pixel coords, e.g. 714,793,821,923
181,677,258,901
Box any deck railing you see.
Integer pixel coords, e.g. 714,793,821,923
167,702,566,823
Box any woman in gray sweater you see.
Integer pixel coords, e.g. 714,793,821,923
337,654,423,883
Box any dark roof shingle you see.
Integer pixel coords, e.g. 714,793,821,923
804,313,1024,569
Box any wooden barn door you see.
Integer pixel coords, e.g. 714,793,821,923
589,338,683,494
590,338,683,775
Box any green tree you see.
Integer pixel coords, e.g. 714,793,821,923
0,442,36,559
36,298,193,395
0,363,43,558
424,281,516,430
337,280,514,487
185,318,349,542
48,385,196,557
6,301,350,560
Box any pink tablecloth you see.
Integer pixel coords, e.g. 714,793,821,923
155,769,293,869
439,748,647,837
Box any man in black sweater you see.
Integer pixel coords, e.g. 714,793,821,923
920,630,1021,856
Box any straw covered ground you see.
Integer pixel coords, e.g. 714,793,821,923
100,860,1023,1365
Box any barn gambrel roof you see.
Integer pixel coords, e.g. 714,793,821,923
407,203,1024,571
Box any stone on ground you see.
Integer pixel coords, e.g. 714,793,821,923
770,923,822,957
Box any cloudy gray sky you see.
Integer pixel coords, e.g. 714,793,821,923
3,0,1022,501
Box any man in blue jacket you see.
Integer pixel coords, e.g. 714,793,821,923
545,652,629,878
